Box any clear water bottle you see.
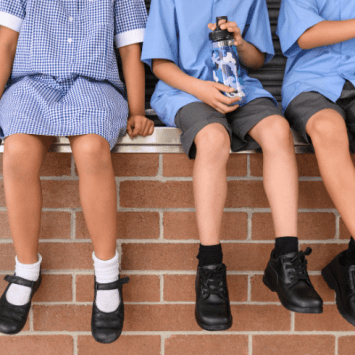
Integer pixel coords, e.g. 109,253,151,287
209,16,246,106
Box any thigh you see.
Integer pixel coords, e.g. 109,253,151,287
175,102,231,159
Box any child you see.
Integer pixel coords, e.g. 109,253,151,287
0,0,154,344
277,0,355,325
141,0,322,331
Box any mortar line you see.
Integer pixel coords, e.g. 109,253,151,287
159,211,164,240
158,153,163,178
248,334,253,355
290,312,295,331
73,334,78,355
160,275,164,302
335,335,338,355
246,154,251,177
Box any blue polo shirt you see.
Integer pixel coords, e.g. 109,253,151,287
277,0,355,113
141,0,276,127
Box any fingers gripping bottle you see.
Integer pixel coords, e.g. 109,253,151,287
209,16,246,106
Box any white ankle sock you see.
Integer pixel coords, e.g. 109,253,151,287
6,254,42,306
92,251,120,313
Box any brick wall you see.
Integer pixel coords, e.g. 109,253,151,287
0,152,354,355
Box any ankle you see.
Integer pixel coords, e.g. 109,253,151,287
197,243,223,267
274,236,298,258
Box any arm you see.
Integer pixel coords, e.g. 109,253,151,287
119,43,154,138
208,20,265,69
298,19,355,50
152,59,240,114
0,26,19,98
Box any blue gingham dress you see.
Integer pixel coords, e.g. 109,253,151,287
0,0,147,149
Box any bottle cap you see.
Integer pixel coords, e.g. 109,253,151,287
209,16,234,42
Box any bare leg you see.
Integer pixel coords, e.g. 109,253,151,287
306,109,355,236
3,134,53,264
193,123,230,245
248,115,298,237
69,134,117,260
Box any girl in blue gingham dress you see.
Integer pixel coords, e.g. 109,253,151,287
0,0,154,343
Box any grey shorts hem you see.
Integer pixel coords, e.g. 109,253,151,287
178,117,232,159
285,92,346,146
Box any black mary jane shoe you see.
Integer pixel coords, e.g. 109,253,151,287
322,250,355,326
195,263,233,331
263,247,323,313
91,276,130,344
0,273,42,335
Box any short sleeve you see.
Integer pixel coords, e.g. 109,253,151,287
114,0,148,48
277,0,324,57
242,0,275,64
0,0,26,32
141,0,178,68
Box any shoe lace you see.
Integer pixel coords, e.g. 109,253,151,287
200,265,226,295
284,247,312,283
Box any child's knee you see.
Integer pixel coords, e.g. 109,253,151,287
195,123,230,160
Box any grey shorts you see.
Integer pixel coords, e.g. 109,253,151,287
175,98,282,159
285,81,355,150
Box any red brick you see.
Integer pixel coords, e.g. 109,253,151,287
33,305,91,331
0,336,73,355
226,181,269,208
163,212,248,240
231,305,290,331
0,211,71,239
0,180,5,207
0,244,16,270
120,181,194,208
75,211,160,239
121,243,273,272
76,274,160,302
0,243,93,270
250,275,334,303
253,335,334,355
40,153,71,176
111,154,159,177
299,243,346,271
250,154,321,177
33,275,72,302
38,243,93,270
42,180,80,208
164,274,248,302
165,335,248,355
163,154,247,177
339,217,351,240
252,212,336,240
295,305,354,331
338,336,355,355
78,335,161,355
124,304,288,331
299,181,334,209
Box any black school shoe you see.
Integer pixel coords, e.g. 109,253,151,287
263,247,323,313
195,263,232,331
91,276,130,344
0,273,42,334
322,250,355,326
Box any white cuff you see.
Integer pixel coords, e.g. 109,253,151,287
0,11,23,32
115,28,145,48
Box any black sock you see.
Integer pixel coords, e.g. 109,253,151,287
274,237,298,258
346,237,355,264
197,244,223,267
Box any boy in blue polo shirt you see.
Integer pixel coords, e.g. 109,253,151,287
142,0,323,330
278,0,355,326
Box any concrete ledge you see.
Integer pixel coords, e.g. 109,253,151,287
0,109,312,153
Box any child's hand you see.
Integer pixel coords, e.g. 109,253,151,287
192,79,240,114
208,19,245,49
126,115,154,139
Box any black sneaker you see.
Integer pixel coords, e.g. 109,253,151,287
195,263,232,331
322,250,355,326
263,247,323,313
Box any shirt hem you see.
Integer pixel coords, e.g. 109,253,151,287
115,28,145,48
0,11,23,32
